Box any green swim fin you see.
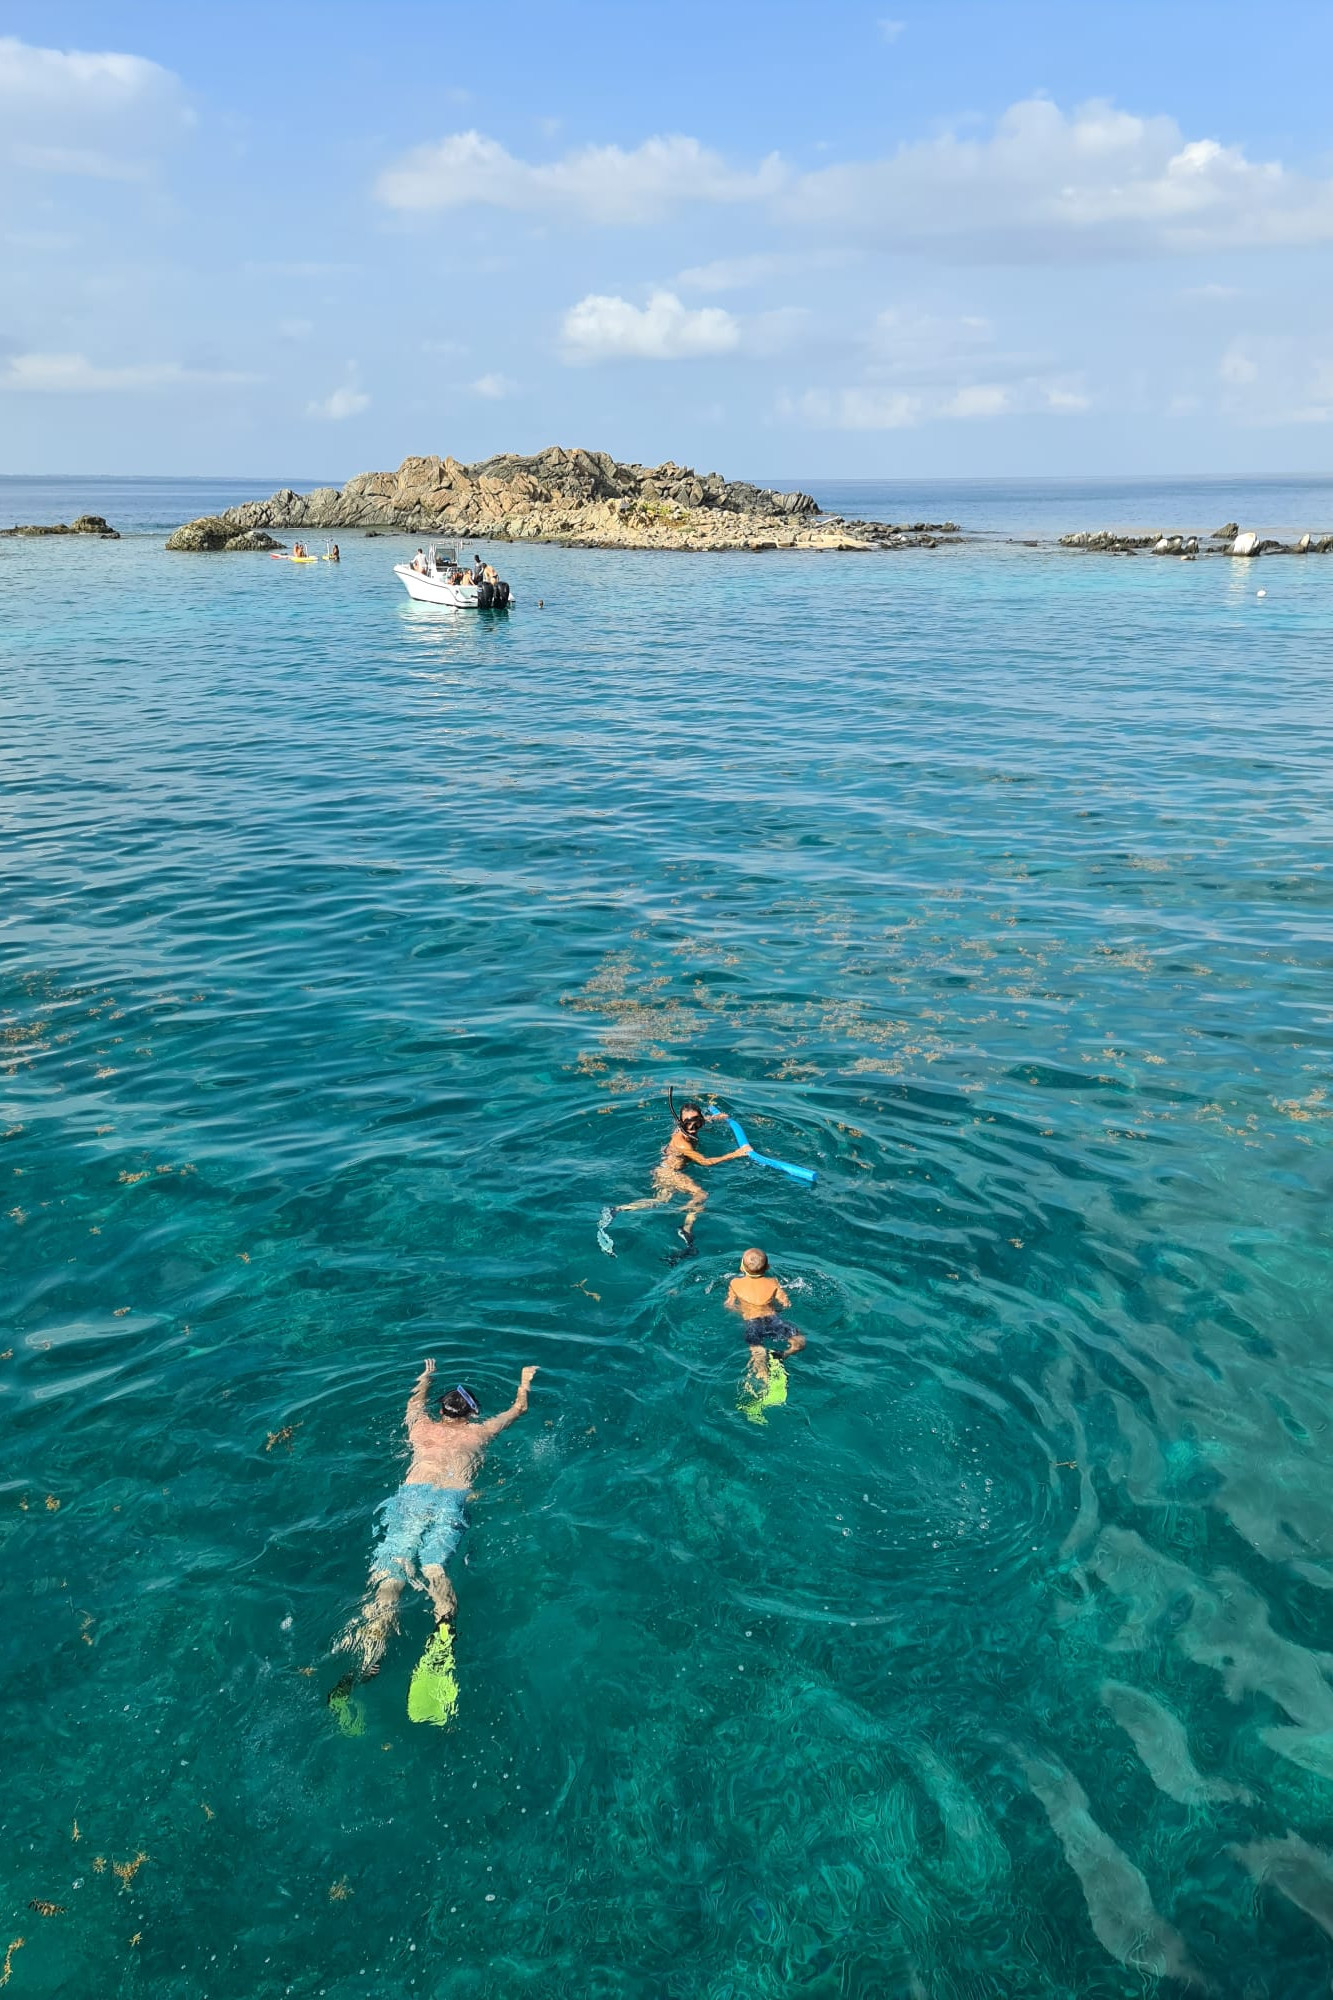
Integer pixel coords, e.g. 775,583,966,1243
738,1354,788,1426
408,1621,459,1726
327,1673,366,1737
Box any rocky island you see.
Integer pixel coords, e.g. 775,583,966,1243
166,446,959,554
1,513,119,539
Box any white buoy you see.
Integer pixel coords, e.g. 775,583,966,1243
1257,588,1267,598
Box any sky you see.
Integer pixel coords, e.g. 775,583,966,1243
4,0,1333,480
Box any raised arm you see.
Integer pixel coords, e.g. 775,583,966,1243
679,1140,751,1168
406,1357,435,1427
480,1365,539,1440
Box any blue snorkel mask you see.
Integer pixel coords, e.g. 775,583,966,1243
454,1385,480,1416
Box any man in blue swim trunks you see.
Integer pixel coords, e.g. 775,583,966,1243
336,1357,538,1677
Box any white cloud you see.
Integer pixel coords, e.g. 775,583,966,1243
946,384,1012,418
784,387,924,430
676,249,851,293
0,352,254,393
278,318,313,341
1046,384,1091,412
1218,335,1333,423
375,130,784,224
878,18,907,41
0,35,190,179
307,372,370,420
1219,343,1259,387
562,290,741,362
782,321,1091,430
783,97,1333,259
375,98,1333,259
866,307,996,382
243,261,360,279
471,371,518,398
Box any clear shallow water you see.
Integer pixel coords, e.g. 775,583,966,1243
4,508,1333,1998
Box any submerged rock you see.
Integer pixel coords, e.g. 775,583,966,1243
165,518,282,552
1,513,119,538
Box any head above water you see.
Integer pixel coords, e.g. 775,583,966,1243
439,1385,481,1421
741,1247,769,1275
673,1094,705,1134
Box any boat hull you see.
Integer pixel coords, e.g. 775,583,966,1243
394,564,510,608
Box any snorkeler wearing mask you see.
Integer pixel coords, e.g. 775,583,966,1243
599,1093,750,1253
331,1357,538,1726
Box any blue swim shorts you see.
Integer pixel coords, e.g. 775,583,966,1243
372,1484,468,1578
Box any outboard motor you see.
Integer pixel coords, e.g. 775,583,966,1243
476,580,495,609
495,580,510,608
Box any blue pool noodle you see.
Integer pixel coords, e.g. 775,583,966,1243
713,1109,817,1186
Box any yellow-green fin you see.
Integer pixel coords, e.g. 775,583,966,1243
327,1677,366,1737
738,1354,788,1425
408,1623,459,1726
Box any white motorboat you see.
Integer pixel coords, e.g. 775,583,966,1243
394,554,511,608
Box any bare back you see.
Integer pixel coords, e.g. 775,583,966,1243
728,1273,789,1319
402,1361,536,1490
404,1414,489,1491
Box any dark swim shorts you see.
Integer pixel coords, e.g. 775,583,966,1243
744,1314,797,1346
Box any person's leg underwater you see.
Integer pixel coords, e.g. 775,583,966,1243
407,1496,467,1726
601,1168,702,1252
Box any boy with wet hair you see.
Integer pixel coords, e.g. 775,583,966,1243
726,1246,806,1382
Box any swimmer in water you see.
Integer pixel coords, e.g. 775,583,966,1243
727,1246,806,1387
600,1097,750,1251
332,1359,538,1690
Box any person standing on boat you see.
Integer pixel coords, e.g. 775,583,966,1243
471,552,486,584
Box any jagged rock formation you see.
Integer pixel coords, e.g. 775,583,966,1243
1060,525,1333,558
165,518,282,552
170,447,960,553
1,513,119,538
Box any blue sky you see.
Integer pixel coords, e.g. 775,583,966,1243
4,0,1333,478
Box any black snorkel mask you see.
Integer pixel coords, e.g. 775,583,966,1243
669,1087,704,1135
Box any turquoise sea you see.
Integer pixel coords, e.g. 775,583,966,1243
5,476,1333,1998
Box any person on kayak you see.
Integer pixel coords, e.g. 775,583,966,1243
602,1097,749,1250
333,1358,538,1680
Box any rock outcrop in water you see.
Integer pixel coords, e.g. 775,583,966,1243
1060,524,1333,558
169,446,961,553
1,513,119,539
165,518,282,552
